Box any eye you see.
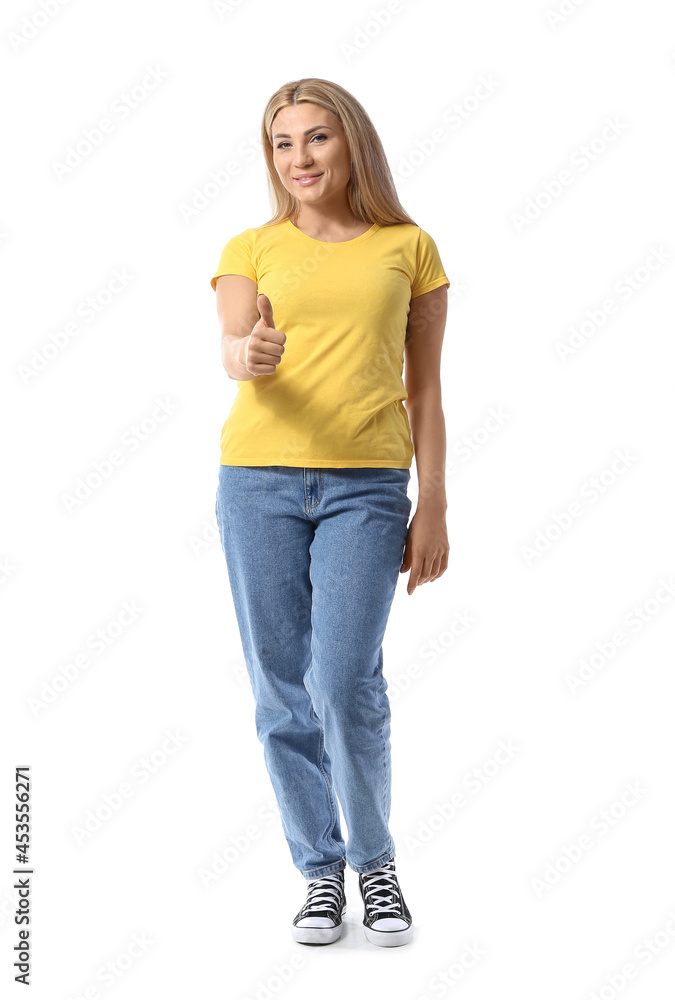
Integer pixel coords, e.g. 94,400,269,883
276,133,327,150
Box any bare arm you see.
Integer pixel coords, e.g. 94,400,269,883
400,284,450,594
403,285,448,512
215,274,260,381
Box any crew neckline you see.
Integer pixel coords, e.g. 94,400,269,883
285,218,379,246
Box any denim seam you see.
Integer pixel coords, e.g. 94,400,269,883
312,701,345,861
305,654,345,861
378,674,392,860
303,468,324,511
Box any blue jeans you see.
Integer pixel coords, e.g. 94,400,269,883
215,465,412,881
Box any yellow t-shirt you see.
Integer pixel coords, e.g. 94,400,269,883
210,218,449,468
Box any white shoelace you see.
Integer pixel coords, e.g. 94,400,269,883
302,872,344,914
362,864,403,916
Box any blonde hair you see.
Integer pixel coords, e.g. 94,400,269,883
258,78,417,229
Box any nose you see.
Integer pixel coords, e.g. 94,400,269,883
293,142,316,167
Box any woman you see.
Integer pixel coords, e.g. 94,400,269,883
212,78,450,949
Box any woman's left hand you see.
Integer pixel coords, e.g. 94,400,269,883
400,508,450,595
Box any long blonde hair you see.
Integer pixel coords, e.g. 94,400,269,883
258,78,417,229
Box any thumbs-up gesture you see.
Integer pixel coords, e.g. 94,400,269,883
243,293,286,376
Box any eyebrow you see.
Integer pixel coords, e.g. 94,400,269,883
272,125,333,139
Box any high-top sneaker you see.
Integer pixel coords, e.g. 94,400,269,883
291,869,347,945
358,859,413,947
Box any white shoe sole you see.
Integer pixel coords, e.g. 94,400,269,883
291,903,347,945
364,922,413,947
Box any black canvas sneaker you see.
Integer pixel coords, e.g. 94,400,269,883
358,859,413,947
291,869,347,945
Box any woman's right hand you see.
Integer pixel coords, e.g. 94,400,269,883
241,293,286,376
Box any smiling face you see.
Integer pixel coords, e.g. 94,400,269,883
271,102,352,206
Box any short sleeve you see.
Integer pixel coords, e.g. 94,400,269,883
210,230,256,291
410,229,450,298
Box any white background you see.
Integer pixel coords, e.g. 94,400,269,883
3,0,675,997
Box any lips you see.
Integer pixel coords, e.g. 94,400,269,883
294,173,322,180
